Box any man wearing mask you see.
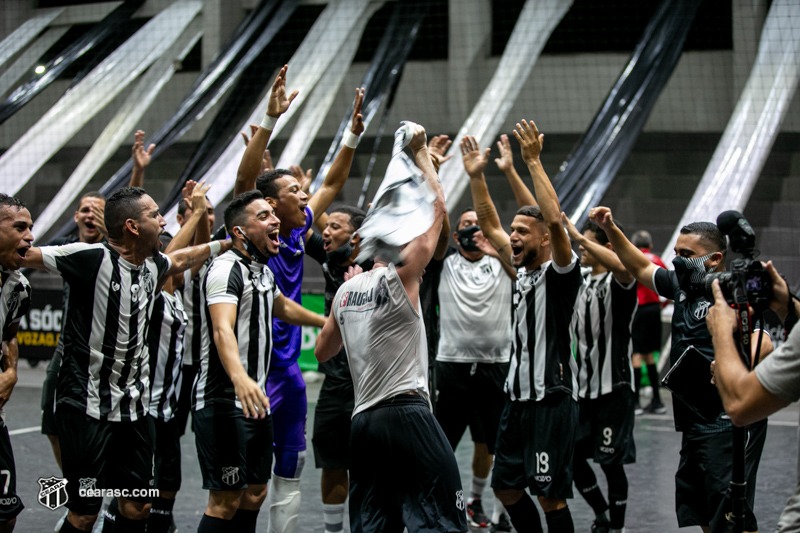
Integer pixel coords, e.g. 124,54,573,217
590,207,771,533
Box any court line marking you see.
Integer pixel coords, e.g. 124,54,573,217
8,426,41,436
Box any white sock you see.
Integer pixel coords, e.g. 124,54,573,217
492,499,506,523
269,475,301,533
323,503,345,533
469,475,488,503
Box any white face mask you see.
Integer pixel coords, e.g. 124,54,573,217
236,226,271,263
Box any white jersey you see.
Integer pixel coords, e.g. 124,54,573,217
436,253,512,363
332,264,429,416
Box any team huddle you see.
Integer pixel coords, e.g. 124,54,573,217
0,65,774,533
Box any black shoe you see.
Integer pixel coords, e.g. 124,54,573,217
467,499,489,528
591,516,611,533
490,513,512,532
646,400,667,414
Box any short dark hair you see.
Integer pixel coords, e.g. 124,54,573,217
105,187,147,240
329,204,366,231
0,193,26,211
516,205,544,221
581,219,624,246
224,190,264,236
631,230,652,249
680,222,727,253
256,169,294,199
177,199,189,218
79,191,105,203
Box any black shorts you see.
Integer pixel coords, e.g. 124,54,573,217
575,388,636,465
632,302,662,354
175,363,197,437
349,395,467,533
194,403,273,491
434,361,508,454
40,345,62,436
492,393,578,499
152,416,182,492
0,422,24,521
56,404,155,515
312,377,354,470
675,420,767,531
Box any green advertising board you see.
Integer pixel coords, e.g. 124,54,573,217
298,293,325,372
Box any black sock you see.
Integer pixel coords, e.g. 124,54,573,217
232,508,260,533
647,363,662,403
503,494,543,533
633,367,642,402
147,497,176,533
101,499,119,533
198,513,234,533
602,464,629,529
545,506,574,533
573,458,608,515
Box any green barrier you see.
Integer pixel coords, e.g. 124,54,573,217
298,293,325,372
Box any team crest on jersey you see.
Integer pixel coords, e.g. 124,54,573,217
5,289,19,316
37,476,68,510
111,281,121,292
141,268,155,294
693,300,711,320
455,490,465,511
221,466,240,486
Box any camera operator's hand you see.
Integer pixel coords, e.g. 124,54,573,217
765,260,792,322
706,279,738,337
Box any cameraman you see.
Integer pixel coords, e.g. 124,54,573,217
590,207,771,532
707,262,800,531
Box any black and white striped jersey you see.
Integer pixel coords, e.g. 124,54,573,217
0,269,30,420
572,270,638,399
193,249,280,411
507,254,583,402
40,242,171,422
147,290,187,421
180,260,210,368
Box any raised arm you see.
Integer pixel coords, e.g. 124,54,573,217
396,125,446,301
209,303,269,419
234,64,298,197
129,129,155,188
272,293,325,328
166,239,231,278
308,88,365,217
461,136,514,277
513,120,570,268
495,133,536,208
429,135,453,261
165,181,210,254
590,206,657,291
562,212,633,285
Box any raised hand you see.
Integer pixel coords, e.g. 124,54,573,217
428,135,453,168
132,130,155,171
350,87,365,135
460,135,491,178
561,212,582,241
494,133,514,173
407,123,428,154
267,64,299,118
588,206,615,232
241,126,275,173
290,165,313,193
512,119,544,165
190,180,211,213
182,180,197,209
90,203,107,239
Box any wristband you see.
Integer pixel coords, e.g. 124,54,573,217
208,240,222,257
260,114,278,131
342,130,361,149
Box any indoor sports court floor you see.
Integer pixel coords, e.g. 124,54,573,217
6,364,798,532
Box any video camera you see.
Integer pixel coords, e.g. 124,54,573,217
703,210,772,309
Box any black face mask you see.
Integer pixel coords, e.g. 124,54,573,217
672,253,713,295
326,242,354,267
457,225,481,252
237,227,272,264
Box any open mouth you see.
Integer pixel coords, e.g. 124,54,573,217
511,244,523,260
84,221,96,230
16,246,29,259
322,238,332,251
268,228,280,247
